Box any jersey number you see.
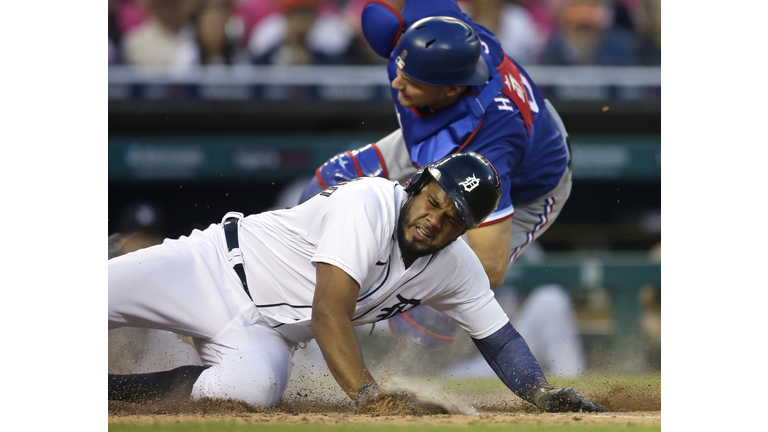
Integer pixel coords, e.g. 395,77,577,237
319,177,362,197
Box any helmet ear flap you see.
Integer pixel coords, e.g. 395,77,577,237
404,166,431,193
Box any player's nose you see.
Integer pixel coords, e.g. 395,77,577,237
391,75,404,91
424,212,441,231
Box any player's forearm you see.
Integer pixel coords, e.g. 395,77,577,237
472,322,550,404
312,307,376,399
312,263,375,400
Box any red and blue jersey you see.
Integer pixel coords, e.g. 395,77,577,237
389,0,568,225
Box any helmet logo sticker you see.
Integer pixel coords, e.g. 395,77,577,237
459,174,480,192
396,50,407,69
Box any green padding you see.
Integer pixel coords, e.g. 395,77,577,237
108,134,660,181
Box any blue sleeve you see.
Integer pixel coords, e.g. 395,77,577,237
361,1,404,58
472,322,550,404
400,0,468,27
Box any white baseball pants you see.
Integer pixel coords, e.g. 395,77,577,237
108,219,296,406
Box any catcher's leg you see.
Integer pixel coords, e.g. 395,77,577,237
505,166,584,376
508,166,572,264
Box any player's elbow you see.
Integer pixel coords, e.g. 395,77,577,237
311,299,349,333
311,301,334,328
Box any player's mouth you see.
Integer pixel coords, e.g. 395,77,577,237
397,91,411,105
412,224,432,242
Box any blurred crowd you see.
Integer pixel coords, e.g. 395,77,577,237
108,0,660,70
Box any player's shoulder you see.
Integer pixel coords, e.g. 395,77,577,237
441,238,485,272
339,176,400,195
434,238,490,288
326,177,403,208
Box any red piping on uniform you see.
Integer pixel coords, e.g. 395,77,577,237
456,116,484,152
479,210,514,228
410,107,432,118
509,197,556,263
400,312,456,343
367,0,404,54
345,150,364,177
370,143,389,178
315,166,328,189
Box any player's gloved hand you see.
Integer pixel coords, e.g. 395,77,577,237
356,387,449,415
353,383,382,410
533,386,603,413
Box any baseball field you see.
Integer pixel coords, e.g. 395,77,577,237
108,373,661,431
108,321,660,431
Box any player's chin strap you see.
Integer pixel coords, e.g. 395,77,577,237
222,212,252,301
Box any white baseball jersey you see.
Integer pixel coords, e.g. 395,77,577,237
238,177,509,343
109,176,509,406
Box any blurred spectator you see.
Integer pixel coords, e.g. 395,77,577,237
109,0,123,64
248,0,355,65
234,0,279,43
109,0,151,64
610,0,636,32
541,0,638,65
633,0,660,65
469,0,547,66
122,0,200,70
194,0,250,65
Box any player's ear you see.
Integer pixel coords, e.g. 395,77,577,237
445,85,468,98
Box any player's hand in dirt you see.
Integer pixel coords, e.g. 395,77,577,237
534,386,604,413
358,391,450,415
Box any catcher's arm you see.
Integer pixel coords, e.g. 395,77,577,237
473,322,602,412
312,263,379,405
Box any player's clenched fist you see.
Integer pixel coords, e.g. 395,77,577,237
533,386,603,413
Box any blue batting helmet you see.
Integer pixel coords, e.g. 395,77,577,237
404,152,502,229
392,16,490,87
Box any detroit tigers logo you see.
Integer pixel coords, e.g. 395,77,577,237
459,174,480,192
396,50,407,69
377,294,420,320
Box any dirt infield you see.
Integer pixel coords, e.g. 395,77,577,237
108,379,661,428
108,326,661,428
